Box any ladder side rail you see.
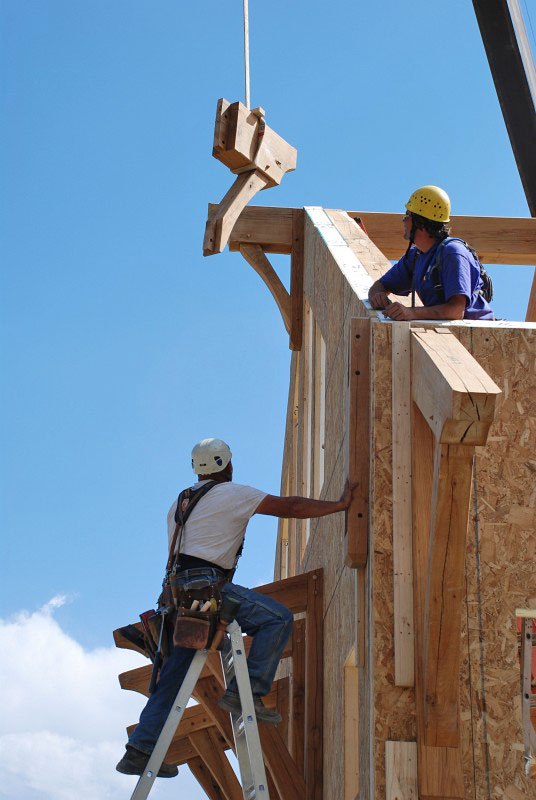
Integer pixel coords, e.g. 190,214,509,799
225,620,270,798
130,649,209,800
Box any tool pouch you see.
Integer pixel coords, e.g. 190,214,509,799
173,610,219,650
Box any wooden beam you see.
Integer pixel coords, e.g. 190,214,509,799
226,205,293,254
239,243,291,333
204,100,297,257
471,1,536,215
290,209,305,351
411,327,501,445
392,322,415,688
211,99,297,188
189,728,243,800
385,741,418,800
346,317,370,568
188,755,228,800
223,205,536,264
348,211,536,265
305,569,323,800
344,647,359,800
411,406,464,798
422,443,474,747
254,571,309,613
290,618,305,773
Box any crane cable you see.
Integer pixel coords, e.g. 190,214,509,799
243,0,250,108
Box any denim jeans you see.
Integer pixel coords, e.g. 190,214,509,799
128,580,293,755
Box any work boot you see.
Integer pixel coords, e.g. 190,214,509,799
218,691,282,725
115,745,178,778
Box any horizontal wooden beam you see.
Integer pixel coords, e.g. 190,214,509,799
411,328,501,444
349,211,536,265
218,204,536,264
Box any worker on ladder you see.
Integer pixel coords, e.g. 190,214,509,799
116,437,354,779
368,185,494,321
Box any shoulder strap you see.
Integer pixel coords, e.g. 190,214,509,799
166,480,219,571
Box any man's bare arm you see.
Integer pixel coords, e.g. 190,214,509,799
368,280,391,309
255,482,353,519
383,294,466,321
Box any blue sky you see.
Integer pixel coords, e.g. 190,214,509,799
1,1,535,797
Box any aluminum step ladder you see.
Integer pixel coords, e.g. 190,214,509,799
129,619,269,800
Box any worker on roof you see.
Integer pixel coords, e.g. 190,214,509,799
368,185,494,321
116,437,354,778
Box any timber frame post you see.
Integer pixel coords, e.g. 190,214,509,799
408,326,501,794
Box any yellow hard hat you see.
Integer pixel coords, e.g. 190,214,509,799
405,185,450,222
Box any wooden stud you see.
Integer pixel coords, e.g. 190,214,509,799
411,328,501,445
304,569,323,800
290,618,306,773
392,322,415,688
344,647,359,800
385,741,418,800
290,209,305,351
239,243,291,333
346,317,371,568
356,568,366,668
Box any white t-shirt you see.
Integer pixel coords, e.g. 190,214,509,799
167,481,268,570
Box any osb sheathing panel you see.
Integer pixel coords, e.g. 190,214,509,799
276,209,536,799
456,326,536,799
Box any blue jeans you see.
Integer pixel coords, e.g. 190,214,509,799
128,580,293,755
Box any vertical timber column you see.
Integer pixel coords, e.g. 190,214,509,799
305,569,323,800
290,209,304,351
411,406,465,799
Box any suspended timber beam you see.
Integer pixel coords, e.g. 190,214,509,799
203,99,297,256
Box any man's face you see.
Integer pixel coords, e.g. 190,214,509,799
402,211,412,240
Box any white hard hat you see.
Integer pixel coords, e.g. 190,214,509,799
192,438,232,475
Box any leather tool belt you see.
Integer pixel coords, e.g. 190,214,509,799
167,567,229,650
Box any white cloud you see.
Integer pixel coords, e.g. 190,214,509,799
0,598,209,799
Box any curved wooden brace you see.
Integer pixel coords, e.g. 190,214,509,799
239,243,291,334
203,170,269,257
